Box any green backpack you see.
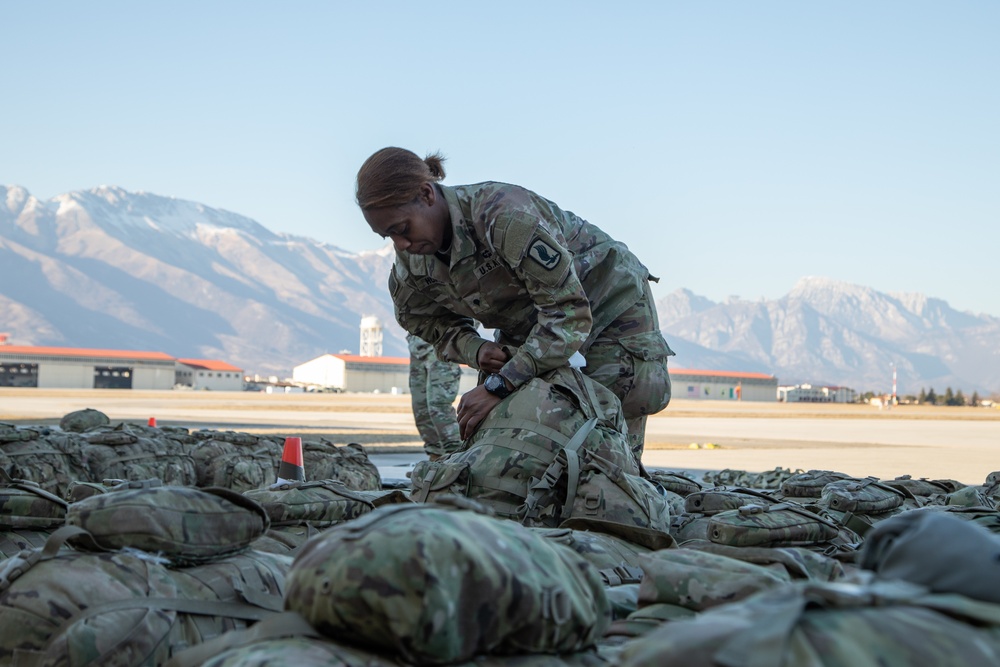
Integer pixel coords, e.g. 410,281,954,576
411,367,670,548
0,526,290,667
66,482,269,566
83,425,198,487
244,481,409,529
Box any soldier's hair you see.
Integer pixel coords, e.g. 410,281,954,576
356,147,446,210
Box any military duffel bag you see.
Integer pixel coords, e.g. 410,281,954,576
283,497,610,665
0,525,290,667
66,482,269,566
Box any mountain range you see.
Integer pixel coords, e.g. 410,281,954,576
2,185,997,394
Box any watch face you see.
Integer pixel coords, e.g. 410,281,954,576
485,374,507,396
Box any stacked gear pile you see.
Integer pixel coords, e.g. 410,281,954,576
0,419,380,500
7,400,1000,665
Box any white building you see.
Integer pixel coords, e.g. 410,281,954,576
778,384,857,403
293,353,478,394
672,369,779,402
0,346,177,390
175,358,245,391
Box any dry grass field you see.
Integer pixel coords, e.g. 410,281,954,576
2,388,999,484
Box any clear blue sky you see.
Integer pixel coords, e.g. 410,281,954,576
3,2,998,315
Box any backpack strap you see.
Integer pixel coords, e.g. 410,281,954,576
520,418,598,523
164,612,320,667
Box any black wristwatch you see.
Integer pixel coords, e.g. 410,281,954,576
483,373,513,399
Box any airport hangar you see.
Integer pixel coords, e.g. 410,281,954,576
0,346,244,391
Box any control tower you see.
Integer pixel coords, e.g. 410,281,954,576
359,316,383,357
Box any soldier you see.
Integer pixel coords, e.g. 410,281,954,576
408,333,463,460
356,147,674,457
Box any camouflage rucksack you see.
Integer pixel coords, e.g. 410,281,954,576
706,502,854,548
411,366,639,518
0,526,290,667
58,408,110,433
166,611,611,667
647,470,703,497
0,468,68,530
190,436,282,492
414,367,670,549
1,429,90,498
244,481,409,530
283,497,611,665
301,441,381,491
780,470,853,498
83,424,198,487
531,527,650,586
616,574,1000,667
684,487,782,515
633,547,793,613
66,482,270,565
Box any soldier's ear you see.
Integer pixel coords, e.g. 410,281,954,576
419,182,436,207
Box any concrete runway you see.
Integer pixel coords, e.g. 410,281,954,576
2,389,998,485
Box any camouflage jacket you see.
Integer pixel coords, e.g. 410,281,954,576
389,182,652,388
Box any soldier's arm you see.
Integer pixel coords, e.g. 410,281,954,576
493,214,593,387
390,269,485,368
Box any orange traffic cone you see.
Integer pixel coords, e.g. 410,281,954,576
275,436,305,485
148,417,157,427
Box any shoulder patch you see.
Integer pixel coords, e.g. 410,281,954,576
527,237,561,270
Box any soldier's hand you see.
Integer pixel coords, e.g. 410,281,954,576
477,342,510,373
457,385,502,439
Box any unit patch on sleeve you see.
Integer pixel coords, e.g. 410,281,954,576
527,237,561,270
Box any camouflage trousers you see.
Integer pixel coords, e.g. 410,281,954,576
408,335,462,458
580,281,674,459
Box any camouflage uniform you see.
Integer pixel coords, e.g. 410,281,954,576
407,334,462,458
389,182,674,455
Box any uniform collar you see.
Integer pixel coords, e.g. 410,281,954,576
439,185,480,263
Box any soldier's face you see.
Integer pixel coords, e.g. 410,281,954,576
364,183,450,256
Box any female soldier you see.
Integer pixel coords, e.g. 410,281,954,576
357,147,673,457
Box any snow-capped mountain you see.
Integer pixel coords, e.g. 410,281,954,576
2,184,997,393
658,277,1000,394
0,185,402,377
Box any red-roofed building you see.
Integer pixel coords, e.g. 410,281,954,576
292,353,477,394
670,368,778,401
175,358,245,392
0,345,178,390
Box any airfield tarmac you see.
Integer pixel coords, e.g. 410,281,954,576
2,388,998,485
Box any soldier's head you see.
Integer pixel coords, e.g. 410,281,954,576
357,147,452,256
